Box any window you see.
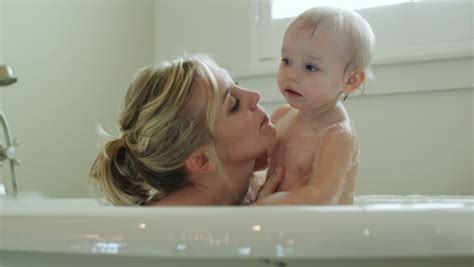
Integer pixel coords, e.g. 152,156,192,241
247,0,473,78
271,0,418,20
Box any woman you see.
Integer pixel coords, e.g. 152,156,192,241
90,54,282,206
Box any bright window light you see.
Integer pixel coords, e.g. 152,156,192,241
271,0,419,19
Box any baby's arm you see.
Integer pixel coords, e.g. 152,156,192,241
254,125,356,205
253,105,291,172
271,104,292,124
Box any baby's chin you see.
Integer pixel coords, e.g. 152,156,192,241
285,100,305,111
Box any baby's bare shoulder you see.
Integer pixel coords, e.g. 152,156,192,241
271,104,292,123
321,122,355,144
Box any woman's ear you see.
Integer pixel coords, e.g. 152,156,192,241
185,150,214,174
343,68,365,94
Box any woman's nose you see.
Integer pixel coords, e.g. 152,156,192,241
248,90,261,110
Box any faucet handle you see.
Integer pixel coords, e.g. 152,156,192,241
5,146,16,160
0,141,4,165
0,140,19,164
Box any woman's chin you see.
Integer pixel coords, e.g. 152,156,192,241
268,127,277,145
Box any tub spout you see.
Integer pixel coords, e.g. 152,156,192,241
0,65,17,86
0,64,20,196
0,111,20,197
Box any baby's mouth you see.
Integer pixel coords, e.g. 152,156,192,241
285,88,302,97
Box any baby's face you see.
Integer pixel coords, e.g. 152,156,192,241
277,24,351,111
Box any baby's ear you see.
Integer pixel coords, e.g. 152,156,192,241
343,68,365,94
185,150,214,174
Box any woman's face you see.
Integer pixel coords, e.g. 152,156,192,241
212,67,276,165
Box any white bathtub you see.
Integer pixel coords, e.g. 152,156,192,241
0,193,473,267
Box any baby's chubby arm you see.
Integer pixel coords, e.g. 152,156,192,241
253,104,291,172
304,124,356,203
271,104,292,124
254,125,356,205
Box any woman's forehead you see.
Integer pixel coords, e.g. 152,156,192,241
214,67,232,84
192,66,232,108
212,67,233,96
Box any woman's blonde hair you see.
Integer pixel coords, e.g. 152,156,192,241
90,54,221,206
289,6,376,84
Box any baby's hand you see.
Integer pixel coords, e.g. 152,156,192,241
241,167,284,205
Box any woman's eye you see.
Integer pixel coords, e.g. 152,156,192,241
281,58,290,65
230,98,240,113
305,64,319,72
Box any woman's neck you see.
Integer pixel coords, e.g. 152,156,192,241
149,160,255,206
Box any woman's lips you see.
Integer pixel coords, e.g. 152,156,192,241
285,88,302,97
260,114,269,127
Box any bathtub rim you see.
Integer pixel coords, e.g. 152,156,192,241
1,197,473,260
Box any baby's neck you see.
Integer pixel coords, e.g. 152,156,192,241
299,98,342,126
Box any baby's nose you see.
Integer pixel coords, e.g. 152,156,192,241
288,68,299,82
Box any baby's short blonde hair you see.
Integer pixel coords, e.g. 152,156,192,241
289,6,376,83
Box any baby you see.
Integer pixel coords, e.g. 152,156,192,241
265,7,375,205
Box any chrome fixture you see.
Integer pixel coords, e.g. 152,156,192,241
0,65,17,86
0,64,20,196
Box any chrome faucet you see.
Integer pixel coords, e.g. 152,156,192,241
0,65,17,86
0,64,20,197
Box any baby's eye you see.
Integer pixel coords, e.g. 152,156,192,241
281,58,290,65
305,64,319,72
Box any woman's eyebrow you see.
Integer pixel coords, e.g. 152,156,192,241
220,68,234,103
222,84,233,103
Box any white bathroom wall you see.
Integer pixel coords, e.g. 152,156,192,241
0,0,6,185
0,0,3,106
154,0,252,73
1,0,154,197
154,0,474,195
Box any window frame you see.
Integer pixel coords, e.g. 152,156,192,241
244,0,473,80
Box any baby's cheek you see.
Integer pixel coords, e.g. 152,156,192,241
276,73,285,89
